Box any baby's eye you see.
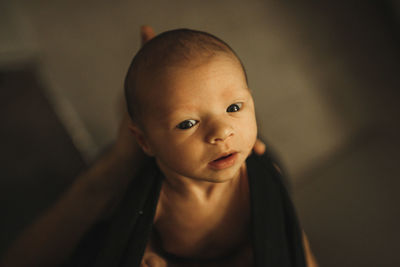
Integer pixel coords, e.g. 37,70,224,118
176,119,198,130
226,103,243,112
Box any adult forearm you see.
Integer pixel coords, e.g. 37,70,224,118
1,144,142,267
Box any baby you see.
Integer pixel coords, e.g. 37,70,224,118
118,29,315,267
126,29,257,266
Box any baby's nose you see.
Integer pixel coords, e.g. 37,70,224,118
205,121,234,144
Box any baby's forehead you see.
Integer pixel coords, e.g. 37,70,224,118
141,53,241,90
142,56,245,104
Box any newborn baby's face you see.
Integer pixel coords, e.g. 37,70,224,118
137,54,257,183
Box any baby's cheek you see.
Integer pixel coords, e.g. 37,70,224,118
244,118,258,148
163,146,193,166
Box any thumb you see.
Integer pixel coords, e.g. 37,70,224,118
141,25,156,46
253,139,266,155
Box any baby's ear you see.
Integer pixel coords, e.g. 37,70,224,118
128,123,154,156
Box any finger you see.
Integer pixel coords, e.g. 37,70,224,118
141,25,156,46
253,139,266,155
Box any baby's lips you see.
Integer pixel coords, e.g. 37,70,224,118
211,150,237,162
208,152,239,170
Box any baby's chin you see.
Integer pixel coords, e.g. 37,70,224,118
194,176,237,183
205,161,247,183
186,178,232,185
155,150,248,184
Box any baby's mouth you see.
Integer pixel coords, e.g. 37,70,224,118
214,153,233,162
209,152,238,170
212,150,237,161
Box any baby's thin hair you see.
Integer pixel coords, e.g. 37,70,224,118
124,28,247,123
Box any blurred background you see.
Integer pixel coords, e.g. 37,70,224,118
1,0,399,266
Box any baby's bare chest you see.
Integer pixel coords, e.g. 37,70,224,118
150,185,252,261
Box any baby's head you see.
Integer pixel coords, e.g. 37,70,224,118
125,29,257,182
